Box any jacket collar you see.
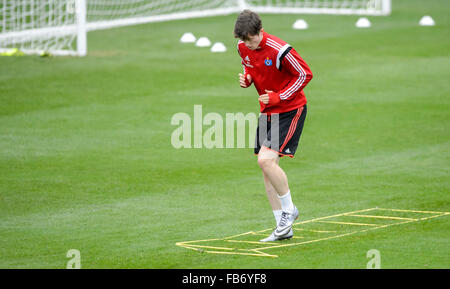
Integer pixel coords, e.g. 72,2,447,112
257,31,268,50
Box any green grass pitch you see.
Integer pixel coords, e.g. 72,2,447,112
0,0,449,268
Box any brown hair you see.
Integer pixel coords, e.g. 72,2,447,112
233,10,262,41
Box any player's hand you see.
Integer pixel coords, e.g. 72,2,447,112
239,73,252,88
259,90,273,104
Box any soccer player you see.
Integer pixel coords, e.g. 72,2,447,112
234,10,313,242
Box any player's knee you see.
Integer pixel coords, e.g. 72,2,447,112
258,158,274,171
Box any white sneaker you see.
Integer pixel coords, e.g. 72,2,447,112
274,206,299,237
260,228,294,242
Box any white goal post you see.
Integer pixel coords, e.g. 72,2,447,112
0,0,391,56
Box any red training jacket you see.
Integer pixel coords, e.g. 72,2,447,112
237,31,313,114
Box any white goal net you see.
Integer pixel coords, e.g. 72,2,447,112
0,0,391,56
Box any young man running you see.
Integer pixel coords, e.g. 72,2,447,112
234,10,313,242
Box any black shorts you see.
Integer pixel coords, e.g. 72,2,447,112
254,105,307,158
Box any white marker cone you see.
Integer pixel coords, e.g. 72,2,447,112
211,42,227,53
180,32,196,43
419,15,435,26
355,17,371,28
195,37,211,47
293,19,308,30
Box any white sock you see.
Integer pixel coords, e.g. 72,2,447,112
273,210,282,225
278,191,294,213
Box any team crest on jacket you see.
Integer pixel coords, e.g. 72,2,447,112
264,57,272,66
